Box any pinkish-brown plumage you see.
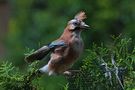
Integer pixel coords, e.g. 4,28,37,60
25,11,89,75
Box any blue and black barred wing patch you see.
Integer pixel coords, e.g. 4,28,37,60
48,40,67,49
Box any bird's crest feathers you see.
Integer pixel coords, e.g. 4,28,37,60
74,11,87,21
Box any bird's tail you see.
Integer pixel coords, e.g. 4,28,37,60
25,46,51,63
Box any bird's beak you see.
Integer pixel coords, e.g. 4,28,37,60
81,23,90,29
83,24,90,28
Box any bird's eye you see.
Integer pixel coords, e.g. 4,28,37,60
73,22,78,25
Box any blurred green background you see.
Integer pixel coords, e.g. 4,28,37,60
0,0,135,90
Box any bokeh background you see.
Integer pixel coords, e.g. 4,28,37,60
0,0,135,90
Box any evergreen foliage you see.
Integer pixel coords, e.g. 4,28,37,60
68,36,135,90
0,36,135,90
0,61,40,90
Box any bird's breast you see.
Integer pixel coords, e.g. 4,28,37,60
70,37,84,57
68,31,84,59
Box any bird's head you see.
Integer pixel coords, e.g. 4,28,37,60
67,11,89,31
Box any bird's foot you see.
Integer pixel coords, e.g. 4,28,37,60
63,70,80,77
63,71,72,76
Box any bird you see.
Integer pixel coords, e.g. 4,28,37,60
25,11,89,76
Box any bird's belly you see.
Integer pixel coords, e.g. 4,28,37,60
61,40,84,66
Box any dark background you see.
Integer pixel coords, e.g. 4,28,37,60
0,0,135,89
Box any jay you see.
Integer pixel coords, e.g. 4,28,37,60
25,11,89,76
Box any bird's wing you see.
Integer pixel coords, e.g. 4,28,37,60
48,40,67,49
25,40,67,63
